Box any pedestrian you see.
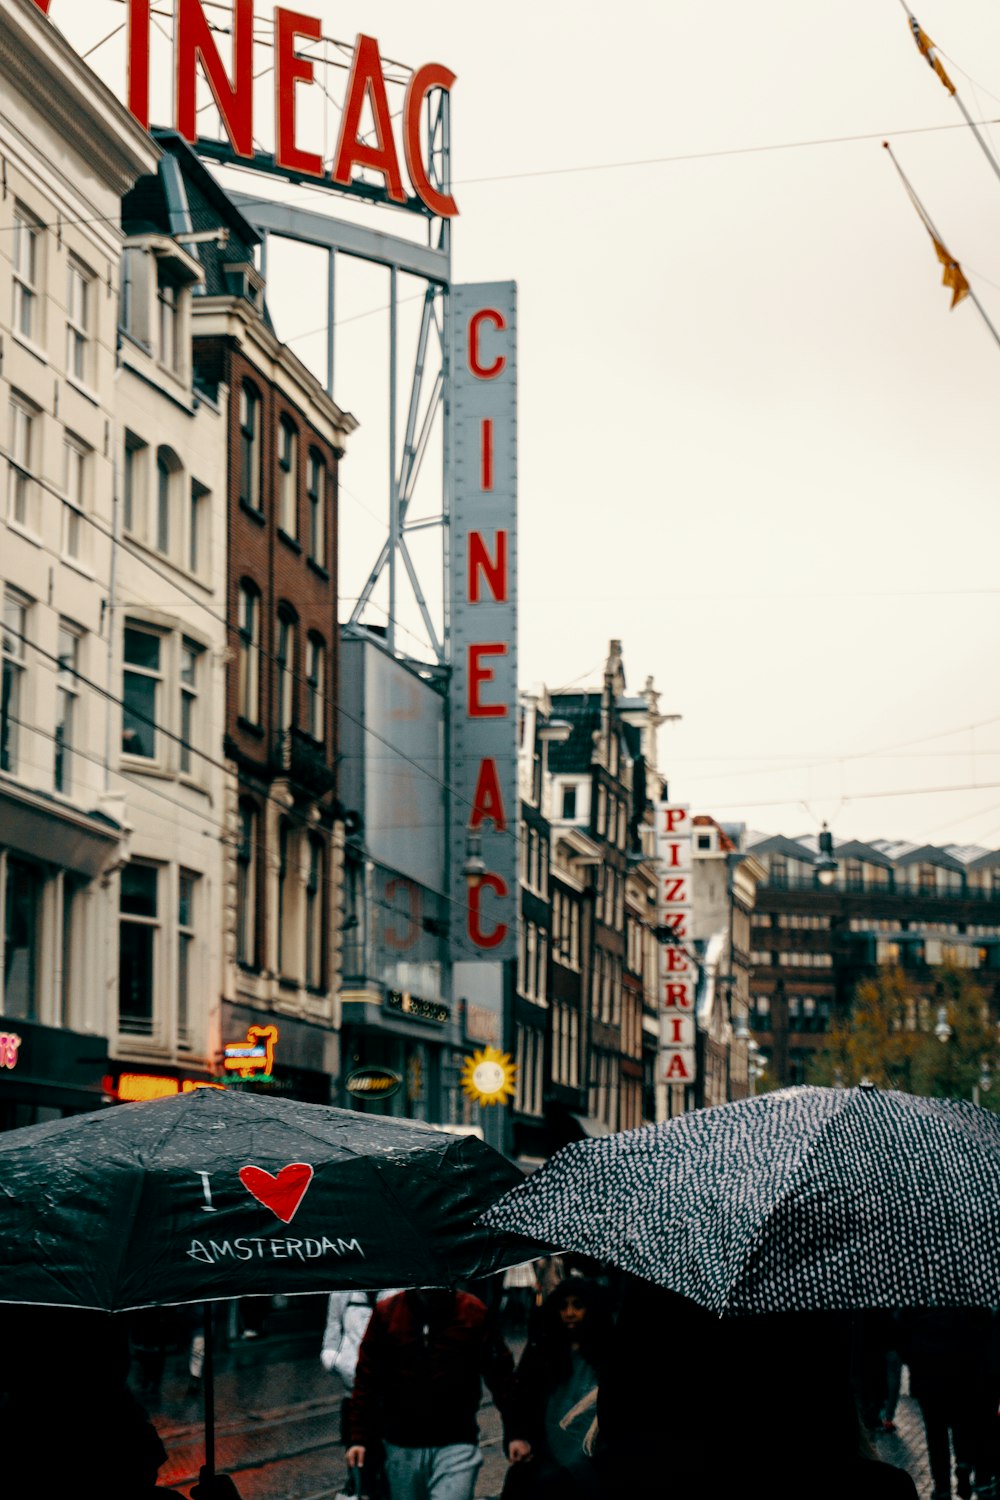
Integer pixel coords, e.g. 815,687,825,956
897,1307,999,1500
505,1277,610,1499
595,1278,919,1499
0,1305,187,1499
322,1286,400,1494
345,1285,531,1500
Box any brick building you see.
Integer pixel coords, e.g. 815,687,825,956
746,831,1000,1086
125,135,357,1103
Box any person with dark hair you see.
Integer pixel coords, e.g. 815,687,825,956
897,1307,1000,1500
505,1278,610,1500
595,1278,919,1499
0,1305,187,1498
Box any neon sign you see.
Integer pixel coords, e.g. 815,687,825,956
0,1032,22,1070
31,1,457,218
224,1024,279,1078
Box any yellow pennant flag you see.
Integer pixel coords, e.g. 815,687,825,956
910,17,956,94
930,234,970,308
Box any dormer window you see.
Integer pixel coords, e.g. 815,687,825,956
157,274,180,373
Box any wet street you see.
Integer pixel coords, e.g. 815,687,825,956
141,1302,938,1500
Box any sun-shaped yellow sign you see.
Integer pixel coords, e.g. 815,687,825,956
461,1047,517,1107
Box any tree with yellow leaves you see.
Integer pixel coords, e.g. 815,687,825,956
808,965,999,1107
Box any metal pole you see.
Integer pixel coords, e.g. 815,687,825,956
388,264,398,654
326,248,336,400
203,1301,216,1480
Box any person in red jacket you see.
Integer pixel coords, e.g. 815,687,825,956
346,1286,532,1500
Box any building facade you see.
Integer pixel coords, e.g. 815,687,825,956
153,134,358,1105
746,832,1000,1086
110,145,230,1094
0,0,158,1126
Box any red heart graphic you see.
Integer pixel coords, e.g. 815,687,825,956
238,1163,314,1224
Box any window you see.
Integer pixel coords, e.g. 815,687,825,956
276,610,296,735
63,436,87,560
66,258,92,381
562,784,577,820
119,863,158,1036
306,834,324,989
236,800,258,966
122,626,161,759
55,624,80,794
9,397,36,529
239,383,261,511
277,819,293,976
1,592,28,774
4,857,40,1019
123,433,146,535
278,416,298,538
120,246,151,346
697,833,712,850
157,274,180,373
306,633,325,742
189,480,208,575
12,206,40,342
155,448,179,557
178,639,202,776
237,582,261,723
177,872,196,1044
307,449,325,563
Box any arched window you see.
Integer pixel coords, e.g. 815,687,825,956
305,833,324,989
236,800,258,967
237,580,261,723
277,818,293,976
156,446,181,557
307,449,325,565
306,633,325,742
239,382,261,511
278,415,298,538
276,607,297,736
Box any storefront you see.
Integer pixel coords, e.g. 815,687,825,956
0,1017,110,1132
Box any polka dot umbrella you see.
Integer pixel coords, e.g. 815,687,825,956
481,1084,1000,1314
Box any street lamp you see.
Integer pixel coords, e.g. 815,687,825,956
934,1005,952,1044
815,823,837,887
462,831,485,888
974,1060,992,1108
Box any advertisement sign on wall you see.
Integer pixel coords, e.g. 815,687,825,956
449,284,518,963
655,802,697,1085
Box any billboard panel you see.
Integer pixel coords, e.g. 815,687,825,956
655,802,697,1085
449,283,517,962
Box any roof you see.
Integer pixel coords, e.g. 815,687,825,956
547,695,600,776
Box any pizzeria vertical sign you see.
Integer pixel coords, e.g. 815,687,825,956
655,802,697,1087
450,284,517,962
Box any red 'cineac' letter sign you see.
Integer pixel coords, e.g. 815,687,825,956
468,643,508,718
176,0,254,159
332,34,406,203
403,62,458,218
468,531,507,604
30,0,53,16
467,874,508,949
468,310,506,379
275,9,323,177
469,758,507,832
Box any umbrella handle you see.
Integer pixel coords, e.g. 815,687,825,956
203,1301,216,1479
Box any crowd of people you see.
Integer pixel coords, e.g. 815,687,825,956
2,1274,994,1498
318,1261,1000,1500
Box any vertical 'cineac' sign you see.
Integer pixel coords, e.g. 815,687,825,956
450,284,518,962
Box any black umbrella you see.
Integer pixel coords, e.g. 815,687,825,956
481,1084,1000,1315
0,1087,534,1484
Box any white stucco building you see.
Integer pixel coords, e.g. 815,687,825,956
0,0,158,1125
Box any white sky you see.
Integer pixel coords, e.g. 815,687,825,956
57,0,1000,849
